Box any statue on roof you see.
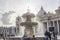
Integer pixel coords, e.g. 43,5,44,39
55,6,60,13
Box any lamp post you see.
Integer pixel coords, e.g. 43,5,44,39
47,13,57,40
44,14,51,40
47,13,52,40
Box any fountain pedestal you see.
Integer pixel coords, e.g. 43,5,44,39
7,10,45,40
25,27,33,37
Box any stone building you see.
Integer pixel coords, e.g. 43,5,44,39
37,6,60,40
0,26,16,40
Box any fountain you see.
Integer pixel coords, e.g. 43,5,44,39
20,10,38,38
7,10,45,40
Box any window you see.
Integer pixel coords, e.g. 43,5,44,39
50,21,53,27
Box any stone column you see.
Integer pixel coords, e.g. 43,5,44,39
47,21,50,31
53,21,54,27
57,20,59,35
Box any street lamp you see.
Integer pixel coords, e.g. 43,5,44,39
47,12,57,40
47,13,53,40
44,13,52,40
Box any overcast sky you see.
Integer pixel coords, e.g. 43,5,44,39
0,0,60,26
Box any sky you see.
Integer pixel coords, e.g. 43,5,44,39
0,0,60,26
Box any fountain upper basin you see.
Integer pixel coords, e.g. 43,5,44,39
20,21,38,26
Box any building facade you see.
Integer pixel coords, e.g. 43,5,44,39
37,6,60,40
15,6,60,39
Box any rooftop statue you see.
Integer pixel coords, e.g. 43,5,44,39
55,6,60,13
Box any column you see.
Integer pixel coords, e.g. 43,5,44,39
53,21,55,27
58,20,60,35
47,22,49,31
47,20,51,31
57,20,59,35
54,21,58,34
